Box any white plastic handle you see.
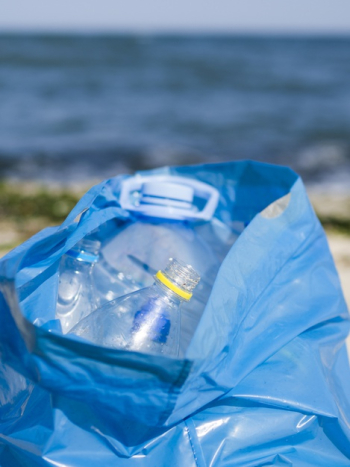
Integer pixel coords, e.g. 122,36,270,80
119,175,219,221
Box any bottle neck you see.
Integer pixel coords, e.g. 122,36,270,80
64,238,100,270
153,280,184,307
63,254,96,272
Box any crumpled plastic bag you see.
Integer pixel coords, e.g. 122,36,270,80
1,160,350,466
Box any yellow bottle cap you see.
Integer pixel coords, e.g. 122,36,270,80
155,270,193,301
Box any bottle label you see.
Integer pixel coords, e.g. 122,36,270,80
131,306,171,344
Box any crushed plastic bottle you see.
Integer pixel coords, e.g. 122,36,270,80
69,258,200,358
100,221,221,354
56,237,138,333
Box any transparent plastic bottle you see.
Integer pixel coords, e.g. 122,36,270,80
56,237,138,333
69,258,200,358
100,221,221,353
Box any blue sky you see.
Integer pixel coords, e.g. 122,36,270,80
1,0,350,33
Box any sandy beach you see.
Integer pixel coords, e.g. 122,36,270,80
309,191,350,352
1,183,349,351
326,233,350,352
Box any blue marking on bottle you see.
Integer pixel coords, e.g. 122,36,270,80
132,303,171,344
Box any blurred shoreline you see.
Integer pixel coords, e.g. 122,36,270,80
1,34,350,193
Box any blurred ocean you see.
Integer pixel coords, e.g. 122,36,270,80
0,33,350,190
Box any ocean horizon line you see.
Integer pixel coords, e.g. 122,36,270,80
1,29,350,39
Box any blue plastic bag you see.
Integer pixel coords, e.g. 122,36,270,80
1,161,350,466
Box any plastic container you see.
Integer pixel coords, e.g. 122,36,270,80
56,237,138,333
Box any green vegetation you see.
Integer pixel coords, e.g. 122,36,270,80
0,181,83,256
0,181,80,223
316,215,350,236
